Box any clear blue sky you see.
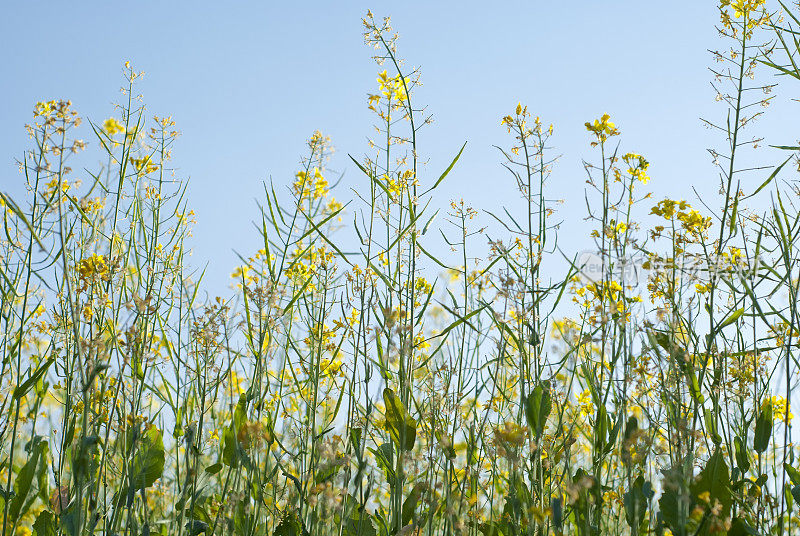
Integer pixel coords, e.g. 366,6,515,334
2,2,795,293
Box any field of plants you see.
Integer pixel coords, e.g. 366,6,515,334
4,2,800,535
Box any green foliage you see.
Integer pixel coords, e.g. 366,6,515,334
127,424,165,491
3,4,800,536
524,382,551,439
382,388,416,451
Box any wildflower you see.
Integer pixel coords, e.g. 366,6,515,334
33,100,57,117
720,0,766,20
293,167,329,200
622,152,651,184
129,155,159,176
764,395,792,423
492,421,528,461
585,114,620,145
577,389,594,418
103,118,125,135
78,254,108,281
377,70,409,102
650,199,711,238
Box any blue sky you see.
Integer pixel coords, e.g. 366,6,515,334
2,2,795,293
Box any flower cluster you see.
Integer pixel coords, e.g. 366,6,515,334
585,113,619,145
293,167,329,201
650,199,711,239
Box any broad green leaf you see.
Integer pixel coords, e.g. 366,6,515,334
33,510,57,536
383,388,416,451
524,382,551,439
727,517,759,536
274,510,303,536
128,424,165,490
10,437,48,523
222,396,247,467
754,400,773,454
690,450,732,523
786,463,800,487
342,507,376,536
350,427,362,454
368,443,396,486
624,475,653,532
402,483,427,526
703,408,721,445
735,437,750,472
205,462,223,475
658,463,691,535
184,520,208,536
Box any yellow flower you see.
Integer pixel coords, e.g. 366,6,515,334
293,167,329,200
622,152,651,184
764,395,793,423
585,113,619,144
78,253,108,280
721,0,766,19
577,389,594,418
103,118,125,135
377,70,409,102
129,156,159,176
33,100,57,117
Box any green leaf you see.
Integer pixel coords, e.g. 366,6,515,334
524,382,551,439
274,510,304,536
368,443,396,487
59,508,79,536
349,427,362,455
754,400,773,454
786,463,800,487
475,521,505,536
703,408,721,445
342,506,376,536
624,475,653,533
33,510,57,536
551,497,563,531
686,368,704,405
718,308,744,330
402,483,427,526
205,463,223,475
184,520,208,536
690,450,732,520
10,437,48,523
735,437,750,472
222,396,247,467
658,465,690,536
13,358,54,400
314,459,344,484
727,517,759,536
746,155,792,199
423,141,467,194
128,424,165,490
383,388,416,451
